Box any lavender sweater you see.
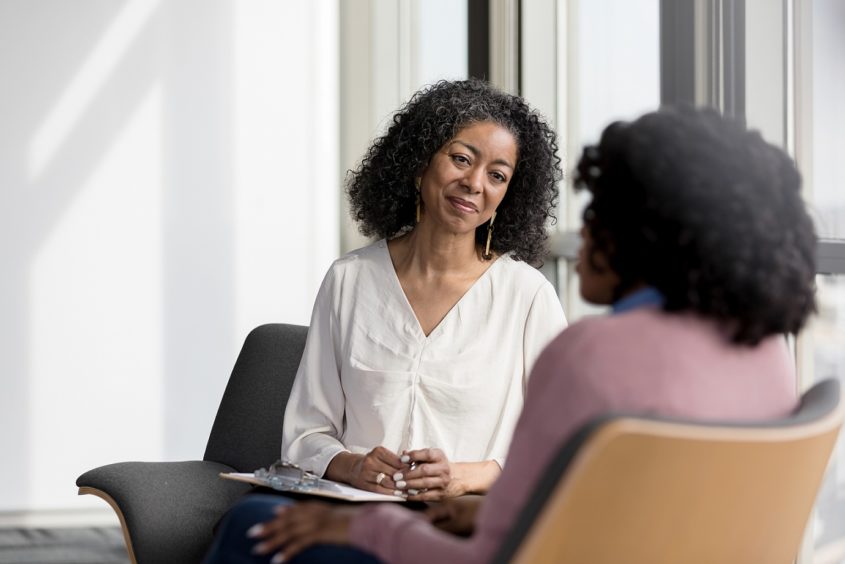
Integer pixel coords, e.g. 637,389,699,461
349,308,797,563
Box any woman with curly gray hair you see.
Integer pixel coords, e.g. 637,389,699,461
279,79,567,503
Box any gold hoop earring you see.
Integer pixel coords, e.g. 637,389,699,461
415,178,421,223
483,211,496,259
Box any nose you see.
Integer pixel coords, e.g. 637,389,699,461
462,166,484,193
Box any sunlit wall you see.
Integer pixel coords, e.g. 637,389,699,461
0,0,338,513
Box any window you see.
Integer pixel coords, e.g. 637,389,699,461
795,1,845,560
514,2,845,561
517,0,660,319
809,275,845,562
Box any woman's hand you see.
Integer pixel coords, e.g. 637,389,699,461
249,501,357,563
397,450,502,500
425,496,483,536
397,448,460,501
325,447,405,495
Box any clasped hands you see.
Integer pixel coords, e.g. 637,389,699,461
346,446,462,501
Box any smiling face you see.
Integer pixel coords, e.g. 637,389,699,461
418,121,518,236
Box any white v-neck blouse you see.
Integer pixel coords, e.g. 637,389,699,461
281,240,567,476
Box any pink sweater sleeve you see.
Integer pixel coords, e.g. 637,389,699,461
349,503,484,564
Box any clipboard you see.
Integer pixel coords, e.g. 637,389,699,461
220,460,402,503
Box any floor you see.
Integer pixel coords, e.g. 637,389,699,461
0,527,129,564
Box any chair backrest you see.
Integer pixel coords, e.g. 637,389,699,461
495,379,844,564
203,323,308,472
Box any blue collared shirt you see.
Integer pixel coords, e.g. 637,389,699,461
612,286,665,315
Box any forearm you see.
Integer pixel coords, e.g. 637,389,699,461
283,431,348,477
324,451,361,484
450,460,501,495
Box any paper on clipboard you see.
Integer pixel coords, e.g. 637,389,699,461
220,472,403,502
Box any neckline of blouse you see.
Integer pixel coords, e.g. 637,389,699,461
377,239,508,340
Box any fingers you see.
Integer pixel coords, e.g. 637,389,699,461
401,449,448,479
250,502,355,562
404,477,447,492
351,446,405,493
403,447,446,464
402,458,450,490
407,489,447,502
369,478,402,496
252,504,314,555
391,448,452,497
365,447,403,484
352,447,456,498
370,446,403,469
361,465,397,493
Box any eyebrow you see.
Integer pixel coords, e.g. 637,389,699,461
450,140,515,170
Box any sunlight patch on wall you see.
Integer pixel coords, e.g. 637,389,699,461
30,83,164,510
28,0,160,179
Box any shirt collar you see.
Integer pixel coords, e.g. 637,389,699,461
612,286,665,315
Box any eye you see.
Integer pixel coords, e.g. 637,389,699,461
490,171,507,183
451,153,471,166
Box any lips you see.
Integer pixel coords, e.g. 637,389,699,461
447,196,478,214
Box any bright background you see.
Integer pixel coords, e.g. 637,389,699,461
0,0,343,518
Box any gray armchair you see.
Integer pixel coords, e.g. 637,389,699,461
77,323,308,563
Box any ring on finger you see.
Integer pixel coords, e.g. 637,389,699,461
375,472,386,485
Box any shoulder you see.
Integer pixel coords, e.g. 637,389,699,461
492,255,554,296
334,239,385,267
309,241,388,311
322,239,386,282
534,309,671,370
526,311,664,401
536,308,761,374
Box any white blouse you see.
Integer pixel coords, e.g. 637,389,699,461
281,240,567,476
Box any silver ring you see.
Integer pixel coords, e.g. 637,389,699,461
375,472,386,485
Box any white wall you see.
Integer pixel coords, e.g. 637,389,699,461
0,0,338,515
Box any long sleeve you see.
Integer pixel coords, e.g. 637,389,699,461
486,280,566,468
281,267,348,477
522,281,567,392
349,504,484,564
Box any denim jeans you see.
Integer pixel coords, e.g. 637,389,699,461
203,494,383,564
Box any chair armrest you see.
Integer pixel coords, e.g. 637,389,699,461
77,460,251,564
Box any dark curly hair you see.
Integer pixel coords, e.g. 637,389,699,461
574,106,817,345
347,79,562,266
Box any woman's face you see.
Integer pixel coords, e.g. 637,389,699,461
576,225,620,305
418,121,517,236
